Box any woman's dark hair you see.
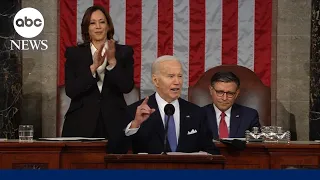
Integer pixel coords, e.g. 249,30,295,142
210,71,240,88
80,5,115,44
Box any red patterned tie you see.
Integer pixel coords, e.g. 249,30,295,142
219,112,229,139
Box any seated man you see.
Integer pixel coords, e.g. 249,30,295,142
203,72,260,139
124,55,219,155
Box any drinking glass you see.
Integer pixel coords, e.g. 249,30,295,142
19,125,33,142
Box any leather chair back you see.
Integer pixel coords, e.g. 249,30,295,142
188,65,271,126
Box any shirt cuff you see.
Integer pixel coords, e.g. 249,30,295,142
106,64,115,71
92,72,96,78
124,121,140,136
96,67,105,75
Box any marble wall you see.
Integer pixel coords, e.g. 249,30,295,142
21,0,58,137
310,0,320,140
272,0,311,140
0,0,21,139
1,0,312,139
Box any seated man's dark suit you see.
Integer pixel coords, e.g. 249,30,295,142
125,94,220,155
203,103,260,139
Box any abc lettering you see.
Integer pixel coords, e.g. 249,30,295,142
16,16,42,27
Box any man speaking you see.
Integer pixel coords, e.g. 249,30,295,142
123,55,219,155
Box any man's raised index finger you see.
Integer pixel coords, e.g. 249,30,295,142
141,96,149,105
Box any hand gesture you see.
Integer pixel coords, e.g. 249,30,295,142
91,43,107,71
105,39,117,66
131,96,156,128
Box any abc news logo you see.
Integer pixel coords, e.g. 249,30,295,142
16,16,42,28
10,7,48,50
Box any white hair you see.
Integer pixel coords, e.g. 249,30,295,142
151,55,180,75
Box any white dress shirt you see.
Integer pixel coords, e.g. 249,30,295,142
213,104,232,135
125,93,180,144
90,42,115,92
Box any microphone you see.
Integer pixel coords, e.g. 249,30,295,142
163,104,175,155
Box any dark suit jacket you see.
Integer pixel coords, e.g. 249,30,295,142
125,94,220,155
62,43,134,151
203,103,260,139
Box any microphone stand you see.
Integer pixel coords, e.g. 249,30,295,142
162,115,170,155
162,103,175,155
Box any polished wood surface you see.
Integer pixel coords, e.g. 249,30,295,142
105,154,225,169
0,140,320,169
216,141,320,169
0,140,106,169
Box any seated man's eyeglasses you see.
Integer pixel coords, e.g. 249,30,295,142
211,87,236,98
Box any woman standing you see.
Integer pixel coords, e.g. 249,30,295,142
62,5,134,153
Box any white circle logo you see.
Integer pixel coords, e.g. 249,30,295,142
13,7,44,38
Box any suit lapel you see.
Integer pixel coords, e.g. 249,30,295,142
229,104,241,137
148,94,165,144
80,46,100,93
206,104,219,140
176,98,188,150
82,45,94,67
101,44,121,94
114,44,121,62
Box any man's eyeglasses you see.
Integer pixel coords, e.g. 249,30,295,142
211,87,237,98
